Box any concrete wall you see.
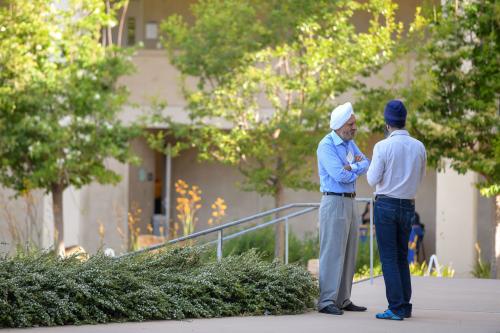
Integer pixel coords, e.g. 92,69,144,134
128,137,156,238
435,166,497,277
121,50,187,107
0,188,45,253
76,159,130,254
436,163,478,277
63,187,83,247
170,148,273,235
115,0,196,49
0,163,129,255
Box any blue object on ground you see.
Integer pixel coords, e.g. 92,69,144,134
375,309,404,321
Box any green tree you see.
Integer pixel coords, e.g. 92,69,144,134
356,0,500,275
420,0,500,278
418,0,499,196
0,0,139,256
161,0,362,89
153,0,402,259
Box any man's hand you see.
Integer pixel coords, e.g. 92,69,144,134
344,165,352,171
355,155,363,162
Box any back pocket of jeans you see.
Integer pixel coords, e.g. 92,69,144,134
375,204,397,224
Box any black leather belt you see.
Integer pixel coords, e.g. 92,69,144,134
323,192,356,198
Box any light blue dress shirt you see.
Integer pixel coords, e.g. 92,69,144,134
317,131,369,193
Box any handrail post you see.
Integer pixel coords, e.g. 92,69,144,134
370,197,374,285
285,217,289,264
426,254,441,277
217,229,223,262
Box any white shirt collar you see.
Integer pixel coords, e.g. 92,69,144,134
389,129,409,138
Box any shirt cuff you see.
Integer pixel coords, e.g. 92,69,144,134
350,163,358,172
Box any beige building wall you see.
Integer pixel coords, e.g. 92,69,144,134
436,165,496,277
0,188,45,254
63,187,83,247
128,137,156,237
79,159,130,254
170,148,273,236
436,163,478,277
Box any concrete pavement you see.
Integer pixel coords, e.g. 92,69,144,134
4,276,500,333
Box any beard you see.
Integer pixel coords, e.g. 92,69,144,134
339,130,355,141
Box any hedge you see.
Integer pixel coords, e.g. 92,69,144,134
0,247,318,328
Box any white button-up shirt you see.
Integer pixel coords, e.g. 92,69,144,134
367,130,426,199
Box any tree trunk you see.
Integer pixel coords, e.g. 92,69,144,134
117,0,129,47
52,184,65,257
274,183,285,262
491,195,500,278
105,0,113,46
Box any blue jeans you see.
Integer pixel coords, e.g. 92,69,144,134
374,197,414,317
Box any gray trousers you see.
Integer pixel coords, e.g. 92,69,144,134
318,195,359,310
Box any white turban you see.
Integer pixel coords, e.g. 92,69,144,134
330,102,354,130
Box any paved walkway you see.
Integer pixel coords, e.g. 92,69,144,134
5,276,500,333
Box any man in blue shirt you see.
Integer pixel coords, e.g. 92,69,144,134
317,102,369,315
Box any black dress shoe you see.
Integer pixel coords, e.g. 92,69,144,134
343,303,367,312
319,304,344,315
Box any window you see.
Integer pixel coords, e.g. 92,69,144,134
127,17,136,46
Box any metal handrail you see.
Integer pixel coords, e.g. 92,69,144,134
426,254,442,277
119,198,375,284
118,203,319,257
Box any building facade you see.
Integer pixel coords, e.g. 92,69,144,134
0,0,497,278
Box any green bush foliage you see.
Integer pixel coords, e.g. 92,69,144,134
0,247,317,328
222,225,378,273
355,239,381,277
222,225,320,266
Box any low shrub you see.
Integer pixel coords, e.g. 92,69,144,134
356,239,380,274
0,247,318,328
222,226,320,267
471,243,491,279
222,225,379,274
223,225,276,262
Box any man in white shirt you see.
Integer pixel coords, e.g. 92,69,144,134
367,100,426,321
